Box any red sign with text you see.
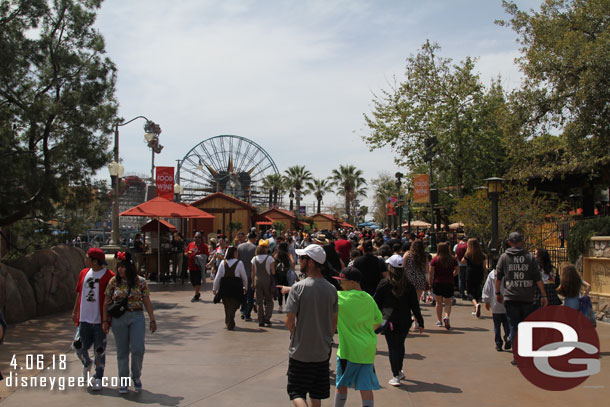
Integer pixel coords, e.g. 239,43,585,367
156,166,174,199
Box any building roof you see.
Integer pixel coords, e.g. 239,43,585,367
261,207,297,219
311,213,337,221
190,192,256,211
252,213,274,223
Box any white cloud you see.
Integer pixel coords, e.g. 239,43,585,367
95,0,540,214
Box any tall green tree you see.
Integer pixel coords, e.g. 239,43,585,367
363,41,507,197
306,178,331,214
370,173,401,227
329,165,367,224
284,165,312,216
497,0,610,193
0,0,118,227
263,174,284,207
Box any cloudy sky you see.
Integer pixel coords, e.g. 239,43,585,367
94,0,542,211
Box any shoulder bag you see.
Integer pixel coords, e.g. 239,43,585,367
107,285,132,318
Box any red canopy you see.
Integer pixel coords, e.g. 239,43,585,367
120,196,215,219
141,219,177,233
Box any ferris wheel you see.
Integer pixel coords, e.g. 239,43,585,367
178,135,279,205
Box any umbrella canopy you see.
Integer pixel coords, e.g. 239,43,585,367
449,222,464,230
141,219,177,233
402,220,431,228
120,196,215,219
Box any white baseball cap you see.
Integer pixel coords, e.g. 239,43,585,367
386,254,403,268
295,244,326,265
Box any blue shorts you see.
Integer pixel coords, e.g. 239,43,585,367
335,357,380,391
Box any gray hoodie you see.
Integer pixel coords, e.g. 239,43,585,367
496,247,541,302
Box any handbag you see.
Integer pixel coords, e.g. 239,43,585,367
107,286,132,318
375,307,394,334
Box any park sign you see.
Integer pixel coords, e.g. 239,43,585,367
156,166,175,200
413,174,430,204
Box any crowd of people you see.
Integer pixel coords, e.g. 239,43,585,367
68,226,593,405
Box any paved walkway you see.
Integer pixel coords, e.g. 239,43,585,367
1,282,609,406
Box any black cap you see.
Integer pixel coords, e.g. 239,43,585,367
333,266,362,283
508,232,523,243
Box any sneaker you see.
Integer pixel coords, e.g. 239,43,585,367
388,376,401,387
191,295,198,302
119,386,128,394
264,320,272,326
496,344,503,352
258,322,265,327
471,312,477,316
245,316,252,321
133,378,142,392
436,320,443,327
91,378,102,391
504,340,512,350
240,314,245,320
442,317,450,330
475,304,481,318
397,370,406,380
510,359,517,366
452,298,457,305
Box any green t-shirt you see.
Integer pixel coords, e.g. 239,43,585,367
337,290,383,364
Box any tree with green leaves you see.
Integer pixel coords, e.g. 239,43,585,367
262,174,284,207
454,182,565,254
363,41,508,198
284,165,312,216
0,0,118,228
329,165,367,224
370,173,401,227
306,178,331,214
497,0,610,213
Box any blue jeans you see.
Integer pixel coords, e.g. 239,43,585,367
504,301,534,344
77,322,106,379
564,296,579,310
241,286,254,318
492,313,510,347
111,311,146,381
458,265,467,296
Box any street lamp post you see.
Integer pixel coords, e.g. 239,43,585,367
425,136,438,252
107,116,161,250
485,177,505,268
395,172,403,233
143,121,163,198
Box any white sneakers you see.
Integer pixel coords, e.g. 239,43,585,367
388,370,405,387
91,378,102,391
388,376,401,387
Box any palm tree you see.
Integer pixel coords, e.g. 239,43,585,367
267,174,284,207
306,178,331,214
329,165,367,223
284,165,312,216
261,175,274,207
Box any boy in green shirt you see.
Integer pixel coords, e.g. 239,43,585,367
333,266,383,407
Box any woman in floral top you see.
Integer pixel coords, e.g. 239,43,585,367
103,252,156,394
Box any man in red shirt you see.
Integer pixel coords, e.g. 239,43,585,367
72,248,114,391
185,232,209,302
334,232,352,266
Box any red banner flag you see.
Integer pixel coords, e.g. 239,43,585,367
156,166,174,200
